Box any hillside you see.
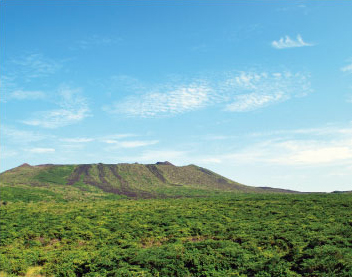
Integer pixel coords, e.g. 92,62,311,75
0,162,295,201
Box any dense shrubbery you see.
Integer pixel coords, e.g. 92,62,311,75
1,193,351,276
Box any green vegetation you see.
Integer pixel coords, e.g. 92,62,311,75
1,192,351,276
33,165,75,185
1,163,351,276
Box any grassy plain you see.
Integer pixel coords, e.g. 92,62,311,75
1,192,351,276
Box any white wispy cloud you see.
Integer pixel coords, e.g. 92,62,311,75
223,71,311,112
103,139,159,148
22,109,89,128
11,53,62,79
202,125,352,166
0,75,16,102
73,35,122,50
22,86,90,128
2,53,62,102
249,125,352,139
275,2,308,13
341,62,352,74
60,138,94,143
204,135,233,141
1,125,49,143
0,148,18,158
100,133,137,140
0,75,47,102
106,84,213,117
27,148,55,154
225,92,284,112
105,70,311,117
272,34,314,49
277,142,352,165
121,150,189,164
347,95,352,103
9,90,46,100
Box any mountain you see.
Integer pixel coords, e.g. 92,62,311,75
0,162,298,202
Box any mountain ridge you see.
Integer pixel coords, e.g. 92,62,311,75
0,162,300,201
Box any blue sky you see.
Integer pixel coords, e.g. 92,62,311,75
1,1,352,192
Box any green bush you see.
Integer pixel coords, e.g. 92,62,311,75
1,194,351,276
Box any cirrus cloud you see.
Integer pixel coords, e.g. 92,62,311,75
105,84,213,117
104,70,312,118
27,147,55,154
11,53,62,79
272,34,314,49
224,71,311,111
341,62,352,74
22,86,90,128
103,139,159,148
